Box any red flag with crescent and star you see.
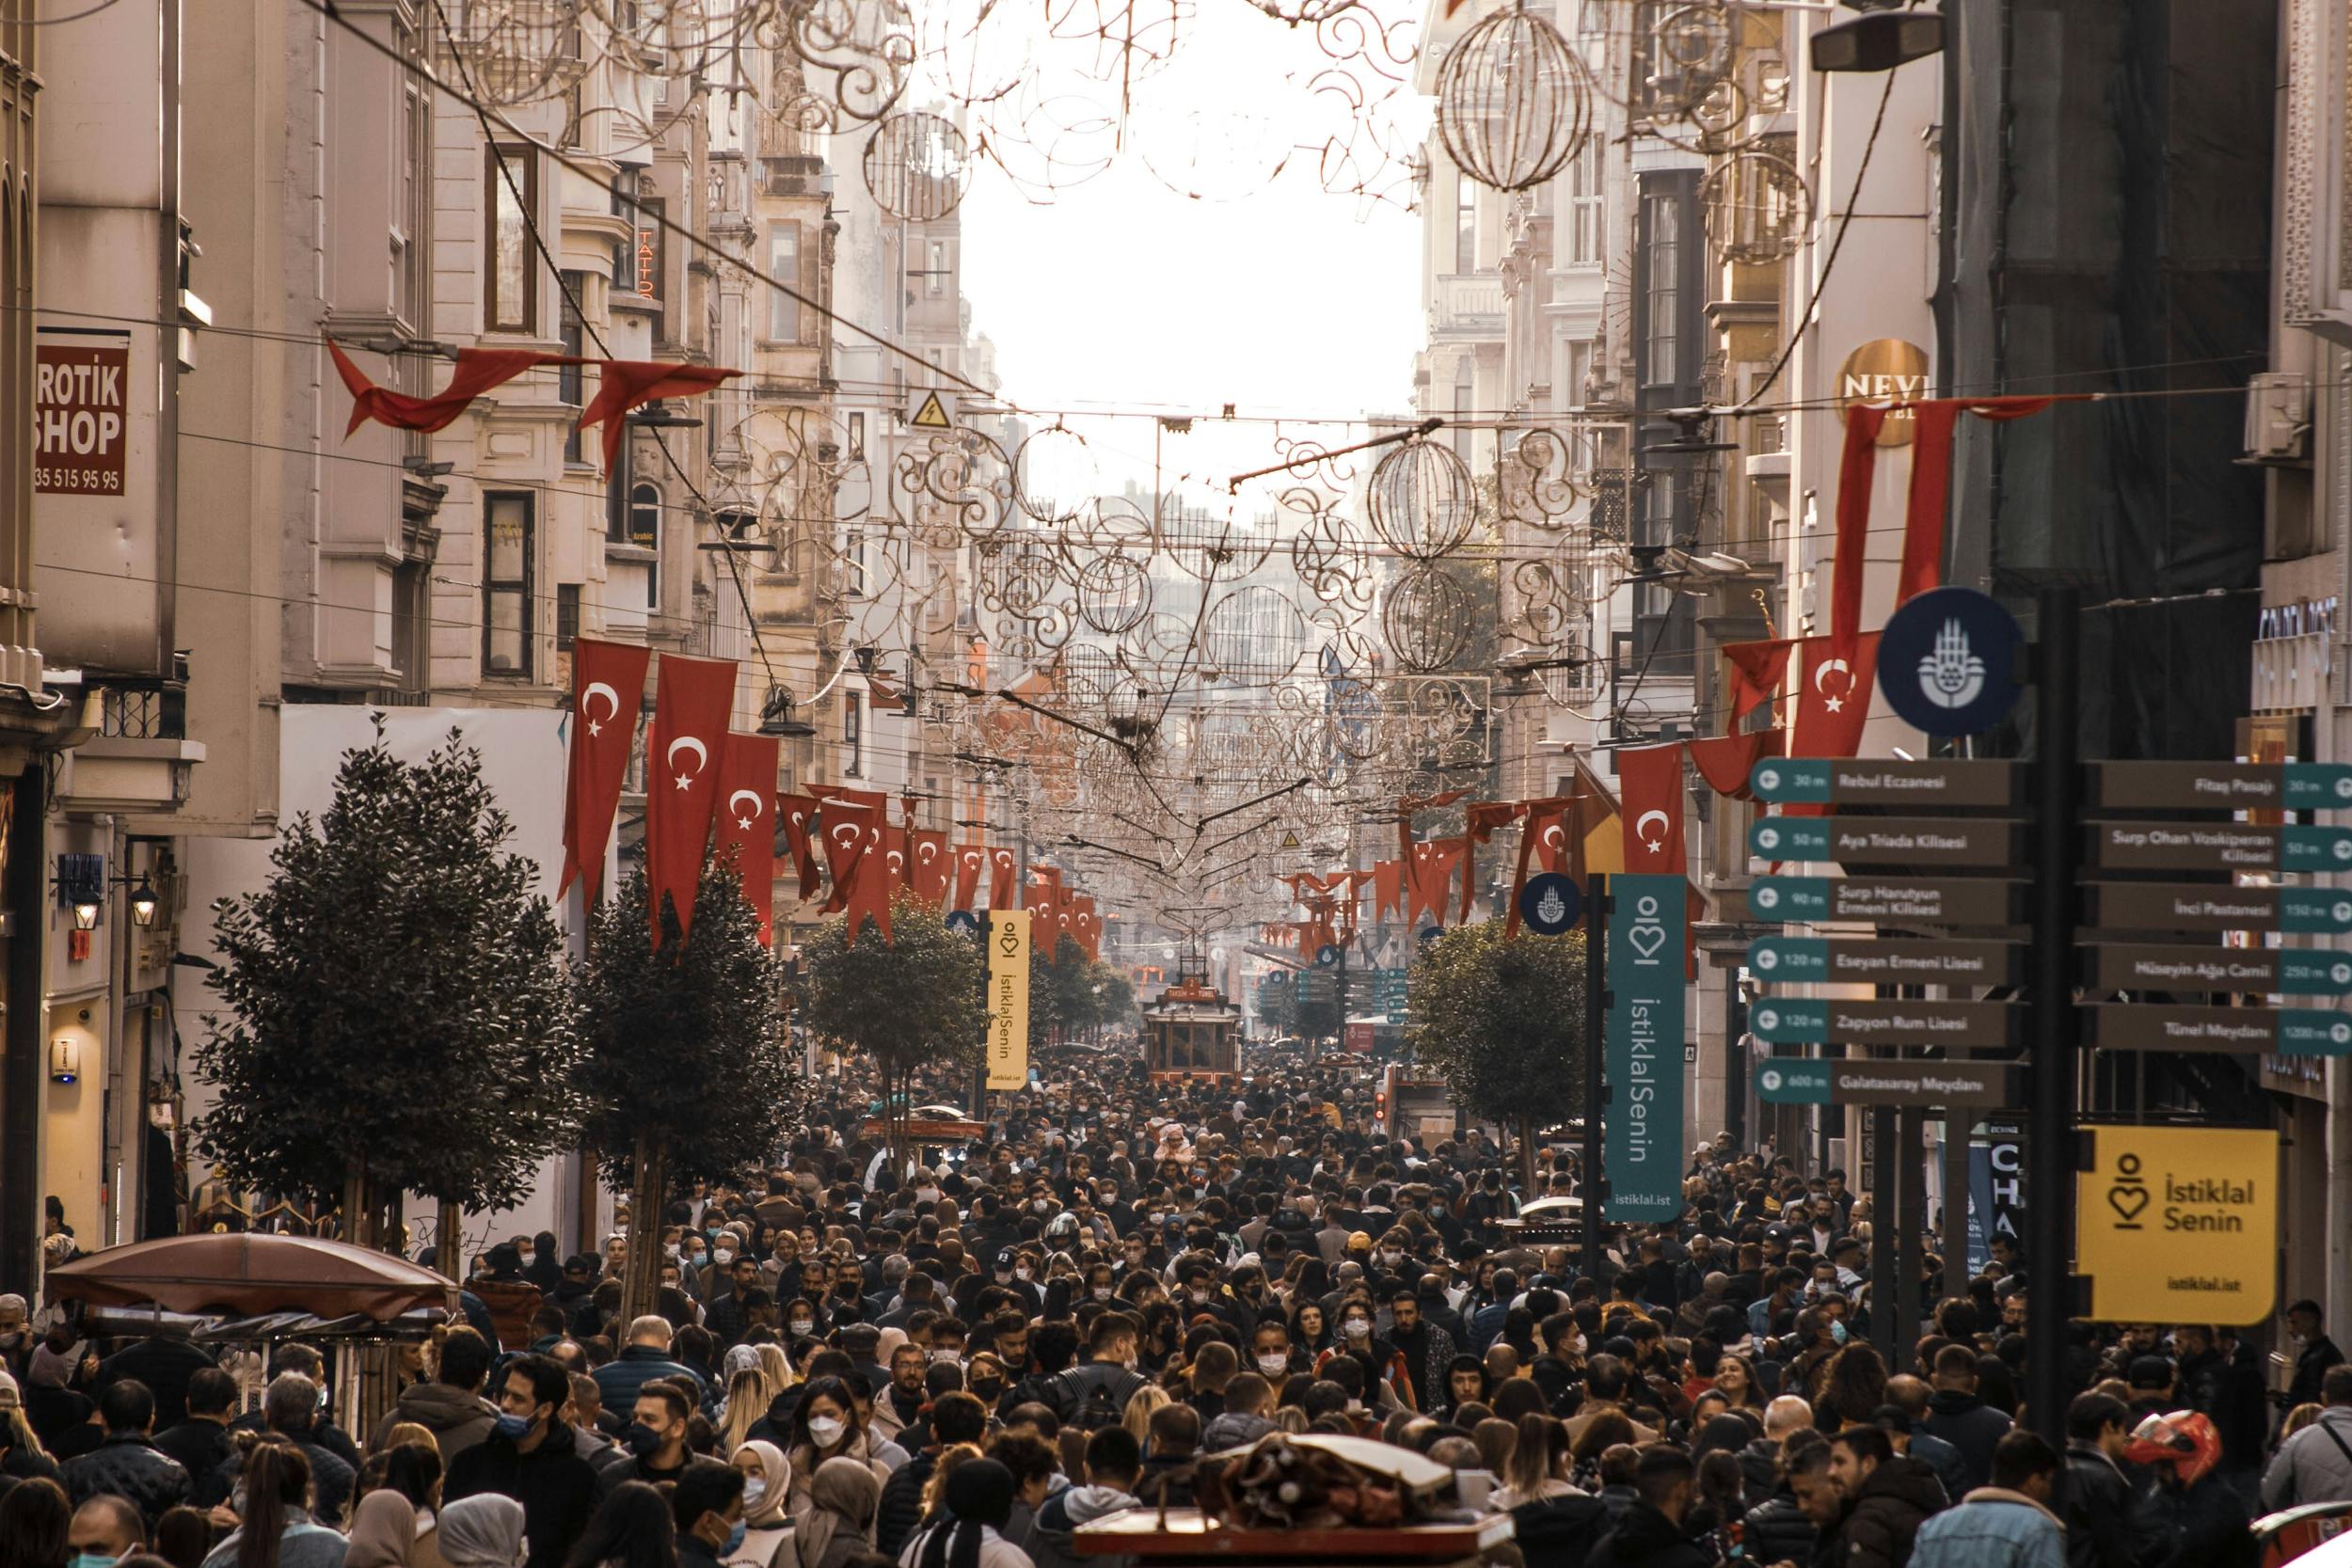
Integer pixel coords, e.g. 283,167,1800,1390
909,829,951,908
644,653,737,944
558,637,651,907
576,360,742,477
818,800,875,915
712,733,779,944
1788,633,1883,816
779,794,822,899
952,843,987,911
1618,742,1687,871
988,845,1019,909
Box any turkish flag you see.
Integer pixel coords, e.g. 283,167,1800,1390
909,830,950,907
1373,859,1402,920
1721,638,1796,732
1072,895,1100,960
1502,797,1578,937
644,653,737,943
576,360,742,477
712,733,779,944
328,339,578,437
818,800,875,914
779,794,822,899
1790,632,1883,792
1618,742,1688,870
1689,728,1787,800
1466,800,1527,844
952,844,987,911
558,637,651,907
988,846,1018,908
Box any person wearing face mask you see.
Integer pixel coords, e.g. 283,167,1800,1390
787,1378,892,1520
627,1382,699,1487
1319,1303,1413,1413
64,1494,144,1568
442,1354,598,1568
726,1439,794,1567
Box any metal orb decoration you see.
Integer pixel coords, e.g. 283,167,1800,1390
1382,563,1473,673
865,112,975,222
1366,437,1479,562
439,0,590,106
1701,148,1812,264
1434,6,1591,192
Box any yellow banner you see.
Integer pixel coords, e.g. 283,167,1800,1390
2075,1125,2278,1325
986,910,1031,1091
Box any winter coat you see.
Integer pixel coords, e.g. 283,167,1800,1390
1585,1501,1713,1568
1199,1411,1276,1452
2062,1442,2137,1568
2132,1474,2254,1568
152,1418,236,1508
59,1433,190,1527
1510,1494,1612,1568
1025,1483,1141,1568
443,1428,603,1568
1134,1454,1196,1508
1905,1432,1969,1513
1824,1456,1945,1568
1909,1489,2063,1568
1919,1389,2011,1496
593,1343,711,1420
201,1515,351,1568
1742,1489,1819,1567
876,1449,939,1559
373,1381,501,1464
93,1336,219,1430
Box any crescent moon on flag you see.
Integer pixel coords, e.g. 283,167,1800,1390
1541,823,1565,851
1635,809,1672,847
666,736,709,775
1814,657,1851,694
582,682,620,722
918,841,939,862
727,788,764,821
832,824,859,847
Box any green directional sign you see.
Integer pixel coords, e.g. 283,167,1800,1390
2087,944,2352,996
1747,935,2024,987
1749,875,2026,927
2090,821,2352,873
1750,996,2023,1048
1756,1058,2018,1105
1750,815,2023,867
2081,1004,2352,1055
1751,757,2025,808
2085,883,2352,934
2090,761,2352,812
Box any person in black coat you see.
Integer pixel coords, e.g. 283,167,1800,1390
151,1367,238,1509
1587,1448,1713,1568
443,1354,602,1568
1742,1436,1837,1568
1919,1345,2012,1496
2286,1300,2345,1411
1822,1427,1945,1568
2062,1393,2139,1568
56,1380,189,1529
875,1391,988,1560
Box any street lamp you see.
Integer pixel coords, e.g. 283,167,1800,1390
1810,9,1944,72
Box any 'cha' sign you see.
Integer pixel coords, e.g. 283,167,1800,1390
2074,1125,2278,1325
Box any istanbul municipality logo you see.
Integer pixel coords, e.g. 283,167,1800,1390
1535,884,1565,926
1919,619,1986,710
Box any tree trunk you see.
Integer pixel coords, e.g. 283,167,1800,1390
1517,1114,1537,1196
436,1201,461,1287
621,1134,667,1323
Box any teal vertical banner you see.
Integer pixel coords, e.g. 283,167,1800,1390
1605,874,1687,1221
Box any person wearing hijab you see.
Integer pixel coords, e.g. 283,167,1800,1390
439,1495,529,1568
897,1459,1031,1568
725,1441,791,1567
795,1457,884,1568
349,1491,421,1568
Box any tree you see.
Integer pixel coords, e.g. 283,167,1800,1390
578,860,796,1319
195,726,581,1259
1406,921,1588,1189
796,889,989,1172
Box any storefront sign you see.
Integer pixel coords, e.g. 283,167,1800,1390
1836,339,1932,446
986,910,1030,1091
1604,874,1686,1220
35,329,131,496
1966,1117,2024,1276
2075,1126,2277,1324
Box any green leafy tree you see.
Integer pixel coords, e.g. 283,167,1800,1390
195,727,581,1258
797,889,989,1169
578,860,796,1318
1406,921,1588,1188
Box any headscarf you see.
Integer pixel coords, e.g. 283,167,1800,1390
25,1339,77,1388
346,1490,420,1568
437,1494,528,1568
796,1454,883,1568
874,1326,909,1368
735,1438,793,1527
916,1459,1017,1568
524,1230,563,1291
724,1343,765,1386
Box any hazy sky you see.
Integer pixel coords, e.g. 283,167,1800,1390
948,4,1430,494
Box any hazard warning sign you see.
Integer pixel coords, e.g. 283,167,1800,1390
907,389,956,429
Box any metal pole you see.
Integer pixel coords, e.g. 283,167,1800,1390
2026,586,2081,1446
1869,1104,1899,1360
1941,1117,1973,1301
1582,873,1608,1285
1724,968,1748,1153
1895,1106,1927,1360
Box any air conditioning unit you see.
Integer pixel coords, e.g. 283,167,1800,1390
2244,372,2311,464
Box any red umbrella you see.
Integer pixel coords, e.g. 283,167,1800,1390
44,1232,454,1321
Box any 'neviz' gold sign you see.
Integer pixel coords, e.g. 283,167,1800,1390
1836,339,1931,447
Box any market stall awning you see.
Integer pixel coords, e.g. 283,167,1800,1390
44,1232,454,1321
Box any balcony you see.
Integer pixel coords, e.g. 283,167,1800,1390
757,155,826,199
1431,273,1505,338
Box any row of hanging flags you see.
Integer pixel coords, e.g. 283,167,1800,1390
555,637,1101,955
1267,395,2086,966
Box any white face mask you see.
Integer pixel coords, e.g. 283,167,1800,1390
808,1417,846,1448
790,1321,815,1337
1015,1267,1032,1283
917,1187,940,1204
1094,1286,1113,1301
932,1348,961,1364
714,1249,737,1266
1379,1249,1403,1266
1257,1353,1289,1376
743,1476,767,1509
1343,1319,1372,1340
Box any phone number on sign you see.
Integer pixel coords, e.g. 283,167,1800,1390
35,467,122,494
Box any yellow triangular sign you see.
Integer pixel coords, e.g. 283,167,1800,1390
1281,830,1300,848
909,391,952,429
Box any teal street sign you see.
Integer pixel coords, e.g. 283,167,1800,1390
1747,935,2025,987
1756,1058,2018,1106
1750,815,2023,867
2081,1005,2352,1056
1604,874,1686,1222
1756,1061,1833,1104
2085,883,2352,934
1748,996,2023,1048
1751,757,2024,808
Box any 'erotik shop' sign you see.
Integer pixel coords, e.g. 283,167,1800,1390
35,329,130,497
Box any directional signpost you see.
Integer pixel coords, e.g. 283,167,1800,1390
1748,874,2026,926
1750,997,2024,1049
2089,761,2352,811
2085,882,2352,933
2086,944,2352,995
1756,1058,2018,1107
2080,1005,2352,1055
1752,756,2024,808
1750,936,2025,987
1751,815,2024,867
2088,821,2352,873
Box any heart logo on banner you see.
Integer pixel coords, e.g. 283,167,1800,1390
1628,923,1667,959
2106,1184,2150,1224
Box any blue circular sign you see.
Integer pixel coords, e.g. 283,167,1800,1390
945,910,979,933
1876,586,2024,737
1314,943,1342,968
1265,970,1289,985
1518,872,1583,935
1417,926,1444,949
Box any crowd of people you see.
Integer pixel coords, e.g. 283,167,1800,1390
0,1048,2345,1568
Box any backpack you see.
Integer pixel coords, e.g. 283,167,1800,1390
1057,1364,1139,1433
